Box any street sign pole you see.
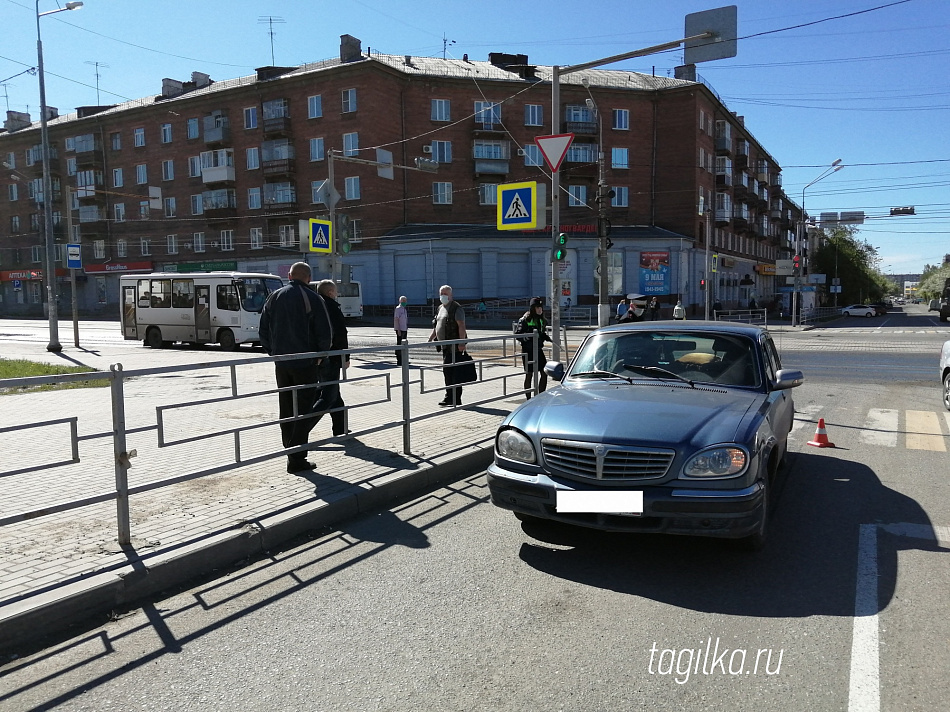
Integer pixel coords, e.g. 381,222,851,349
550,67,562,362
66,188,79,347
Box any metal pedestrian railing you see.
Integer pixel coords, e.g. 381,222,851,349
0,333,538,546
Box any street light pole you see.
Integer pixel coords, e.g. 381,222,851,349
35,0,83,352
793,159,842,327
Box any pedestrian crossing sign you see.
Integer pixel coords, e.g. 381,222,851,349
308,218,333,254
497,181,538,230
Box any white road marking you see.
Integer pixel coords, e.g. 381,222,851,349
791,404,823,438
905,410,946,452
859,409,898,447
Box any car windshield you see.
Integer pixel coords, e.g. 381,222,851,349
237,277,277,313
569,330,761,388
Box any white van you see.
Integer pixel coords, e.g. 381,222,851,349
120,272,283,349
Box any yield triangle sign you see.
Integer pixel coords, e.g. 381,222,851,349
535,133,574,172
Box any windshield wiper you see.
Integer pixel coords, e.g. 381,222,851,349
571,369,633,384
622,364,696,387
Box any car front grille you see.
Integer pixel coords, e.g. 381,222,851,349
541,438,675,481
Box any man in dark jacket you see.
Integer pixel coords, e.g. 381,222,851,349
259,262,333,473
310,279,349,437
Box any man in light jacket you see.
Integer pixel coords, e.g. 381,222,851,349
394,295,408,365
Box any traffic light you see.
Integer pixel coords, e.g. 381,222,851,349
553,232,568,262
889,206,915,216
792,255,801,275
700,278,706,290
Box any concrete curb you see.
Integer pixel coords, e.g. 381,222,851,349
0,446,493,655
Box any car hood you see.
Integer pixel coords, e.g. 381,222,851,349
506,381,762,448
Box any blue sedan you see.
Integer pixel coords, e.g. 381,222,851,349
487,322,804,550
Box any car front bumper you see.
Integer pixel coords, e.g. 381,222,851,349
486,463,765,538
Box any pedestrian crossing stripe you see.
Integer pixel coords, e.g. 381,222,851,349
308,218,333,254
497,181,538,230
792,407,950,451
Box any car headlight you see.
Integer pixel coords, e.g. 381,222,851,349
496,428,536,464
683,446,747,478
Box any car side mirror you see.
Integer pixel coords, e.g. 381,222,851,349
544,361,565,382
773,369,804,391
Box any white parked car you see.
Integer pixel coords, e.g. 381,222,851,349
940,340,950,411
841,304,875,318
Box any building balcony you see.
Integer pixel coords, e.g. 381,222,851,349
202,165,236,184
732,205,750,229
203,121,231,146
262,116,292,136
715,137,732,155
473,121,506,135
204,206,237,219
262,158,296,176
771,173,783,188
474,159,509,176
715,208,731,226
263,199,297,215
75,149,105,169
564,120,598,135
561,162,598,179
733,175,750,196
75,185,106,203
715,172,733,188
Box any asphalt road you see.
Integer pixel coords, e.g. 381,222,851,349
1,308,948,711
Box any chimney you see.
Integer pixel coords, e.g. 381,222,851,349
404,55,412,66
340,34,362,63
3,110,31,132
161,78,184,98
43,106,59,121
192,71,212,88
673,64,697,81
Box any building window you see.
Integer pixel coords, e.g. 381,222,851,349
247,187,261,209
250,227,263,250
8,183,17,201
114,203,126,222
474,101,501,127
193,232,206,253
186,118,199,139
343,132,359,157
133,127,145,147
189,155,201,177
567,143,597,163
163,197,176,217
167,234,178,254
431,140,452,163
611,147,629,169
191,194,204,215
309,137,325,161
139,200,150,219
25,148,35,167
244,106,258,129
246,147,260,170
432,182,452,205
160,123,172,143
342,88,357,113
278,224,294,247
10,216,19,232
525,104,543,126
431,99,451,121
523,144,542,167
478,184,498,205
66,157,77,176
262,98,288,120
344,176,360,200
135,164,147,184
116,239,127,258
612,109,629,130
611,186,629,207
220,230,234,251
162,159,174,181
32,245,43,262
568,185,587,207
311,180,326,204
31,213,41,231
140,238,151,256
308,95,323,119
5,151,15,169
110,132,121,150
113,167,123,187
473,140,506,159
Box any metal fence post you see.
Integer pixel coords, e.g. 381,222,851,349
230,364,241,462
110,364,132,545
401,343,411,454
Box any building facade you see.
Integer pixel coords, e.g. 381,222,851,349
0,35,802,317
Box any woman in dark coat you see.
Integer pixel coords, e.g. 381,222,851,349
515,297,550,399
311,280,349,436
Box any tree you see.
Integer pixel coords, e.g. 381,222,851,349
811,225,888,304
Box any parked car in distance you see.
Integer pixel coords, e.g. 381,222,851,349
841,304,876,318
868,303,888,316
487,322,804,550
940,340,950,411
929,299,940,312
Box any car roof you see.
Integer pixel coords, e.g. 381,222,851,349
595,320,768,339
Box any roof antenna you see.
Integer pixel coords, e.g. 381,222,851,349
258,16,286,65
84,60,109,104
442,33,456,59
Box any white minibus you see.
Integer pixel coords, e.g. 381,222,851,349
309,279,363,318
120,272,283,349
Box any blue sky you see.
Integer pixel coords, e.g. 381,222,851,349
2,0,947,274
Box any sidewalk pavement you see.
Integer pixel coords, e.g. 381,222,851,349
0,334,525,657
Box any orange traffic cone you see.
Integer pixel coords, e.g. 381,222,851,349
807,418,836,448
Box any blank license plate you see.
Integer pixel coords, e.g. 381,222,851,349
556,491,643,515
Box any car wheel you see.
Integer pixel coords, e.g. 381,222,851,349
217,328,237,351
864,312,873,318
735,481,768,552
145,327,164,349
943,373,950,412
843,311,851,317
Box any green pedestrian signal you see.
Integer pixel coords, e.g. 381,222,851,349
553,233,569,262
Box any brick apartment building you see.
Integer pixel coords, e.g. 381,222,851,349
0,34,802,317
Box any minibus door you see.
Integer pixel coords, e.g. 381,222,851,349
195,285,212,342
122,286,137,339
